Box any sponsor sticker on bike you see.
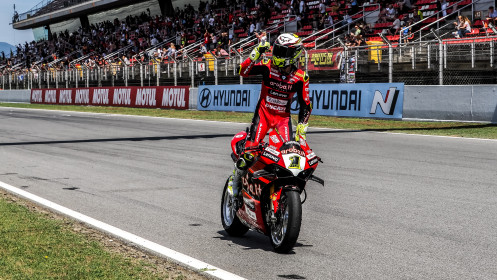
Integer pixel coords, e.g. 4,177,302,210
308,157,319,166
306,152,316,160
265,147,280,156
262,151,279,162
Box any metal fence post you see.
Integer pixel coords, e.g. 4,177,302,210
411,46,415,69
179,60,182,78
86,68,90,88
215,58,218,85
471,41,475,68
140,65,144,87
389,45,393,83
439,42,444,85
157,62,160,87
491,40,494,68
443,43,447,69
427,44,431,69
174,61,177,86
125,65,128,87
56,70,59,89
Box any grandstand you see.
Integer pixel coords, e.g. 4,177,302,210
2,0,497,89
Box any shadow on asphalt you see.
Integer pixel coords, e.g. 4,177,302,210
0,134,234,146
2,107,496,146
5,123,489,147
215,230,312,254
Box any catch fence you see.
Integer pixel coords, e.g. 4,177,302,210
2,37,496,90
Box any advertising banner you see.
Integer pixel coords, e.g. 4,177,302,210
291,83,404,119
304,48,344,71
197,84,261,112
30,86,190,110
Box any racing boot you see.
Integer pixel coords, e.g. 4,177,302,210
231,152,255,208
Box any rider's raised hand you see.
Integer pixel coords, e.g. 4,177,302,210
295,123,308,142
249,42,271,62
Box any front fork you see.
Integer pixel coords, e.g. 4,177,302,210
268,185,301,225
267,185,284,226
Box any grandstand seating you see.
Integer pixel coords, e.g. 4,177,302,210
4,0,496,76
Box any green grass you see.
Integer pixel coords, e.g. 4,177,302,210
0,194,190,279
1,103,497,139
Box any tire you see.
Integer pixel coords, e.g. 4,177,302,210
221,177,249,237
270,190,302,253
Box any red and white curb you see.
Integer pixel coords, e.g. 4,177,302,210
0,180,246,280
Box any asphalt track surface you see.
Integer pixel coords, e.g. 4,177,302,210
1,107,497,280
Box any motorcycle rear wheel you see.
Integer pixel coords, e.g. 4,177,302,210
221,177,249,236
270,190,302,253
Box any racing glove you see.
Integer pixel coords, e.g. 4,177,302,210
249,41,270,62
295,123,308,142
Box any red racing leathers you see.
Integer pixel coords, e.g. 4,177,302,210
239,57,311,148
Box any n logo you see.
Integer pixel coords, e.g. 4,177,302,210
370,87,399,115
289,156,301,169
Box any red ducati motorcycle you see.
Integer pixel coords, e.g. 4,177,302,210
221,129,324,253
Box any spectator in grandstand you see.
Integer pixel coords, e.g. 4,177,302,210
165,43,177,59
323,12,335,28
453,15,472,38
441,0,448,17
485,6,497,27
249,20,256,35
299,0,305,14
386,4,398,21
350,24,363,41
211,33,218,50
399,0,413,14
219,32,230,51
342,12,353,27
390,16,402,35
203,30,212,51
412,6,423,22
150,35,159,46
319,1,326,14
200,43,208,56
378,7,389,23
400,19,413,43
344,34,356,47
214,45,229,57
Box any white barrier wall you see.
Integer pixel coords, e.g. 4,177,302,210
189,88,198,110
403,85,497,122
0,90,31,103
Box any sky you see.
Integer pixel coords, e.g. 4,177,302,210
0,0,40,46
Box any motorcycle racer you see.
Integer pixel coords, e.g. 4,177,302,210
230,33,312,201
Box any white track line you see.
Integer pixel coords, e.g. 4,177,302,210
0,181,246,280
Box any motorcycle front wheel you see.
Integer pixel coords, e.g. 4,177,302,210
270,190,302,253
221,176,249,236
